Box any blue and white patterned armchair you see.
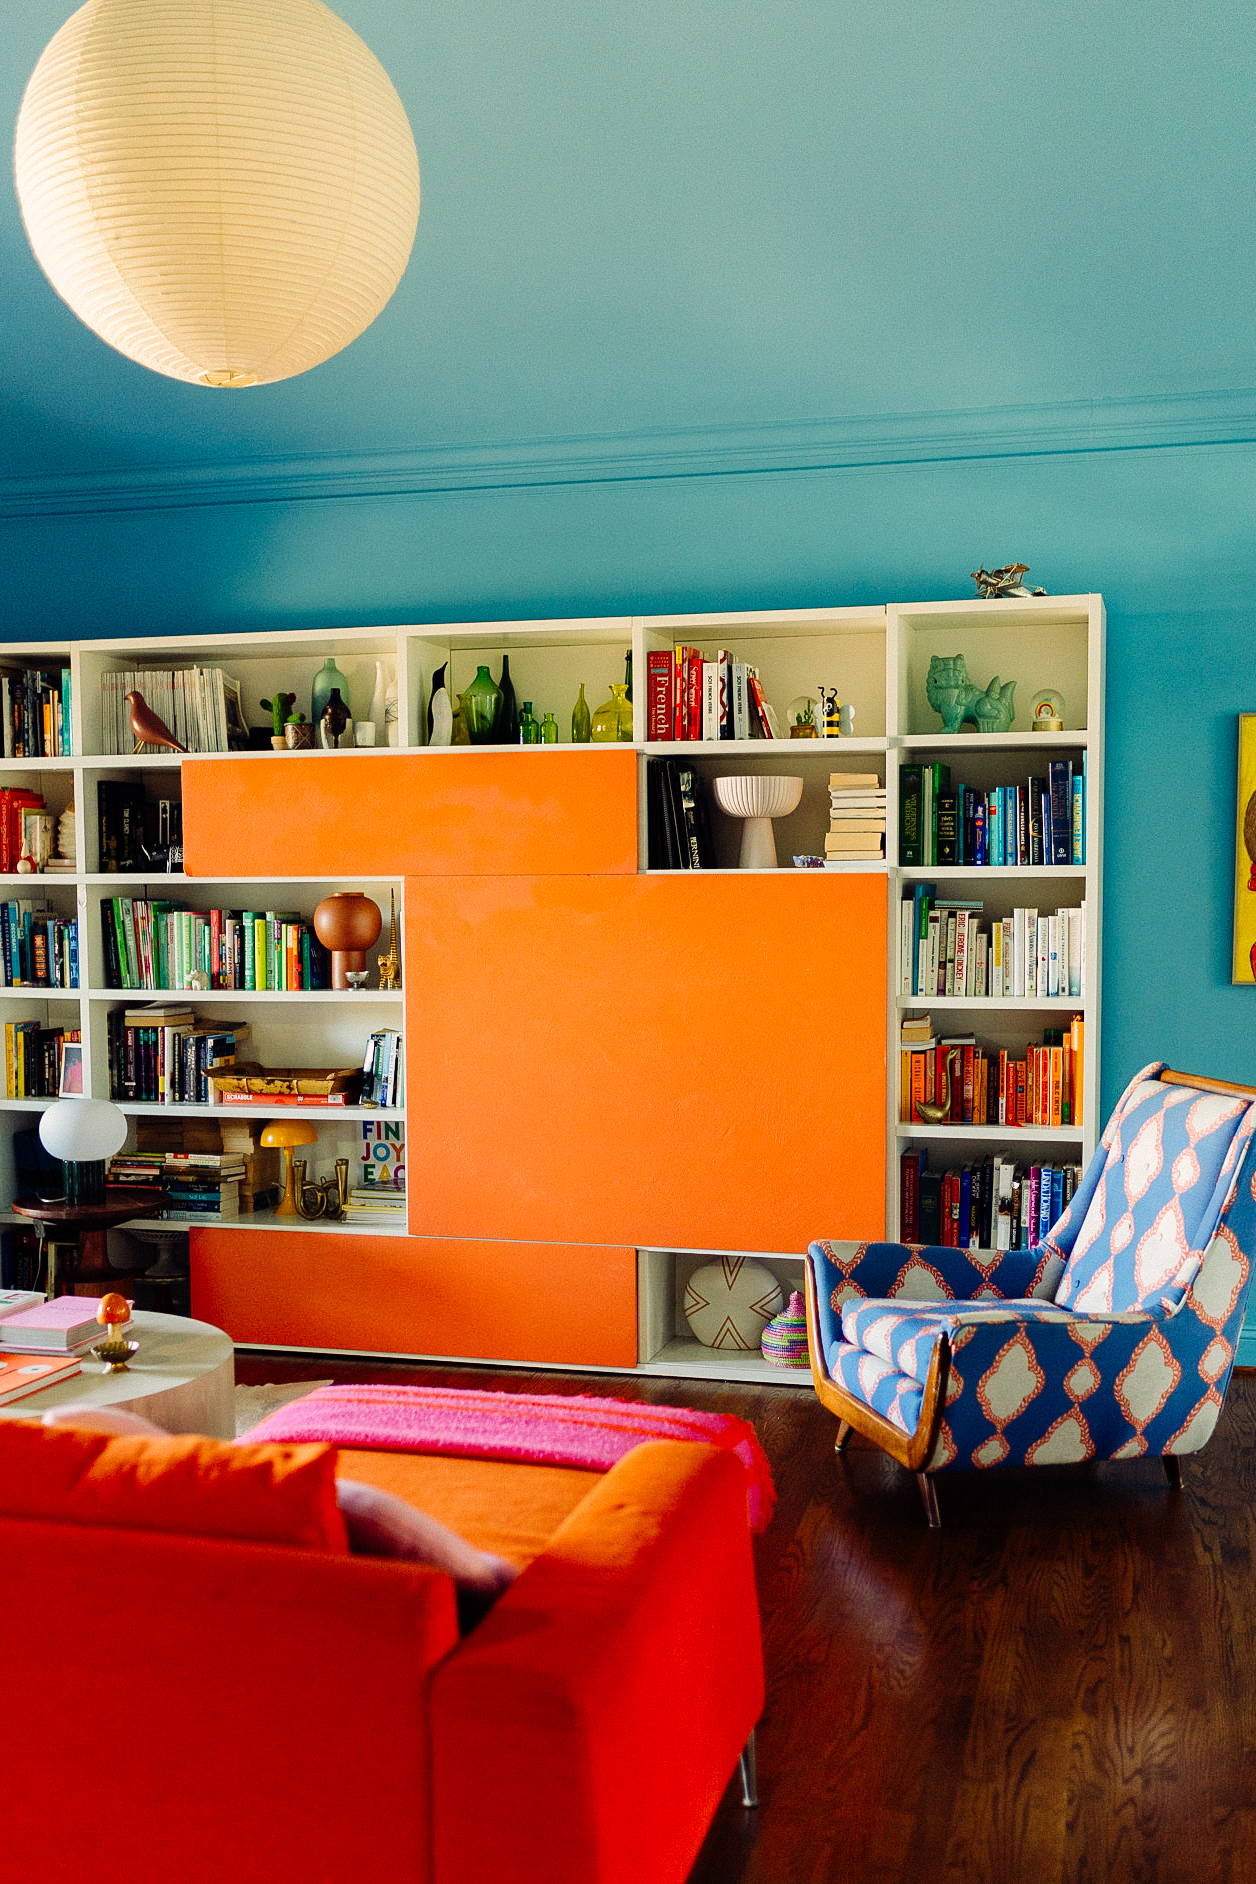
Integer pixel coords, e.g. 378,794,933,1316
804,1064,1256,1525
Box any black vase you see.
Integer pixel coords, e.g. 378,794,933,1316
497,655,519,744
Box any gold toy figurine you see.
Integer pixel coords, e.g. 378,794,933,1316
378,889,400,990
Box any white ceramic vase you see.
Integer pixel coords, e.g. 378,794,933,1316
712,774,804,868
430,686,454,747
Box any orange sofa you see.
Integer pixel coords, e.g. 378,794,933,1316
1,1433,763,1884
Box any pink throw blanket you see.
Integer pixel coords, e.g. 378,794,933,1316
248,1384,775,1533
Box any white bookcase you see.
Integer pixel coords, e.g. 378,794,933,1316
0,598,1102,1383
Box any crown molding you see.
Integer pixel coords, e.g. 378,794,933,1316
2,384,1256,520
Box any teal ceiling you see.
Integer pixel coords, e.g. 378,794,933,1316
2,0,1254,487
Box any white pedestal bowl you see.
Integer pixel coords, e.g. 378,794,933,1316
713,774,804,869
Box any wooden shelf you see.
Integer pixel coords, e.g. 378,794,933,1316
896,1123,1085,1142
638,1337,814,1387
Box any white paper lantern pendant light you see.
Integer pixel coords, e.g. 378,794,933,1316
14,0,421,387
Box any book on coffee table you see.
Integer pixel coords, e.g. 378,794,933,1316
0,1352,81,1405
0,1290,46,1322
0,1296,132,1351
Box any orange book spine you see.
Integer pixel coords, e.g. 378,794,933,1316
911,1050,926,1123
962,1042,975,1124
1073,1016,1084,1127
1016,1059,1026,1127
901,1049,911,1123
1050,1046,1063,1128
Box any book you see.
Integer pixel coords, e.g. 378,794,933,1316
899,767,922,866
0,1289,45,1321
0,1295,131,1350
646,650,673,741
0,1351,82,1405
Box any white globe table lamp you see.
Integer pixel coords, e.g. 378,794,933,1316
39,1099,129,1206
14,0,420,387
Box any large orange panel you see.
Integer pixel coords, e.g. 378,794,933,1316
181,751,638,878
405,873,886,1252
190,1229,637,1368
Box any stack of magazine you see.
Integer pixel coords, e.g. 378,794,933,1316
100,666,244,754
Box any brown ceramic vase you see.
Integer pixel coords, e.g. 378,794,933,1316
313,892,382,989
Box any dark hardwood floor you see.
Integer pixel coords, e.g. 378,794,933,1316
236,1351,1256,1883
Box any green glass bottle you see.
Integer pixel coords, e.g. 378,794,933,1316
463,664,502,745
541,711,558,744
519,701,540,744
571,682,592,743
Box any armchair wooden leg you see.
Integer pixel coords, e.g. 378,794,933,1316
834,1420,853,1453
917,1473,941,1528
738,1730,759,1808
1163,1455,1183,1489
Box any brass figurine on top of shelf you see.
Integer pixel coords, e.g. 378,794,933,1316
925,655,1017,734
970,563,1047,599
294,1156,350,1220
128,689,188,754
378,890,400,990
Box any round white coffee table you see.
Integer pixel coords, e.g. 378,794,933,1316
0,1311,234,1438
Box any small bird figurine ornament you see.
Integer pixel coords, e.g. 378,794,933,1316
127,689,187,754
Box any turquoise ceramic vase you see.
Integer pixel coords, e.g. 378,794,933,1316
311,656,350,730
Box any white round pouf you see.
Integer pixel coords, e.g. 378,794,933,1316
684,1257,783,1351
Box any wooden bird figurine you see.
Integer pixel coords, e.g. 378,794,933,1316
127,689,187,754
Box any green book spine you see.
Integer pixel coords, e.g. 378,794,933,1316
242,912,256,991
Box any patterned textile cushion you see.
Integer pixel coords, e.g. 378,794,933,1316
829,1340,923,1436
841,1297,1081,1385
1055,1070,1256,1314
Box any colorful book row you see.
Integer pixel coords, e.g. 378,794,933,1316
0,904,78,989
362,1031,403,1109
900,757,1086,868
107,1010,249,1105
101,900,331,992
901,888,1085,1000
3,1024,79,1101
899,1021,1085,1129
645,649,775,742
0,667,72,760
900,1151,1083,1252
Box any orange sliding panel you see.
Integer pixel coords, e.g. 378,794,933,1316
181,750,638,878
191,1229,638,1368
406,871,887,1254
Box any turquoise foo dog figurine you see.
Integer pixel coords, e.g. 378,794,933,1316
925,654,1016,734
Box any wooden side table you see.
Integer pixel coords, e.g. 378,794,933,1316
11,1191,165,1297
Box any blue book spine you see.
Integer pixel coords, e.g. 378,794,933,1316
0,907,9,987
959,1166,972,1247
1039,1164,1055,1241
68,919,78,989
997,787,1007,866
974,796,987,867
1051,1164,1065,1224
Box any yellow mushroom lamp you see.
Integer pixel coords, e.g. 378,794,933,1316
261,1120,319,1216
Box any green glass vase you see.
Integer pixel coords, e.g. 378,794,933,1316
571,682,592,743
463,664,502,744
592,682,631,742
541,712,558,744
519,700,540,744
311,655,350,730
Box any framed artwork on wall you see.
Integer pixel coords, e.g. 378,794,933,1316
1232,714,1256,983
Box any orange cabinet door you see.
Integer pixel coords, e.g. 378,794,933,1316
182,750,638,878
191,1229,637,1368
405,872,886,1253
